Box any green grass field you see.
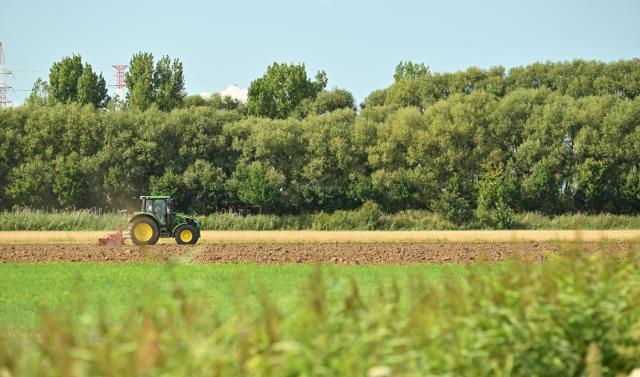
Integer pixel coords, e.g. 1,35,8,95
2,251,640,375
0,263,464,329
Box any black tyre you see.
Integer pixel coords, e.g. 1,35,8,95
129,216,160,246
174,224,199,245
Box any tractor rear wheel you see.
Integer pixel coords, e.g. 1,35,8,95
129,217,160,246
175,224,199,245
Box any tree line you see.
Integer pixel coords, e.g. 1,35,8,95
2,58,639,227
27,52,186,112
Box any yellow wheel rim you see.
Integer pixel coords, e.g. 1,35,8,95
134,223,153,242
180,229,193,243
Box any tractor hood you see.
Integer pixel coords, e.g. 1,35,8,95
175,213,203,230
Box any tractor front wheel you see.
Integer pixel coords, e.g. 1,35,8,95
175,224,199,245
129,217,160,246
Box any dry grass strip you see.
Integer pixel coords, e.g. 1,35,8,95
0,230,639,244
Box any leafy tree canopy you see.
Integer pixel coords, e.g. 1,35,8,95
47,55,109,108
247,63,327,119
125,52,185,111
394,61,430,82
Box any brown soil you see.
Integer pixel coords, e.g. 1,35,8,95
0,242,637,265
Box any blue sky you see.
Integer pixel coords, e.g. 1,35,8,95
1,0,639,105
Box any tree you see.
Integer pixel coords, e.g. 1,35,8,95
0,126,22,207
53,153,91,207
182,95,207,107
521,157,566,214
299,109,359,211
622,166,640,212
474,162,514,229
386,61,435,109
182,160,227,214
368,107,424,170
385,78,424,108
125,52,155,111
77,64,109,108
431,175,474,225
46,55,108,108
49,55,84,103
207,94,245,112
125,52,186,111
150,170,186,209
480,66,506,97
360,89,387,108
312,89,355,114
293,88,355,118
574,158,611,212
182,93,245,112
247,63,327,119
26,78,49,106
394,61,429,82
153,56,186,111
5,158,55,207
371,168,420,212
3,58,640,217
229,161,285,213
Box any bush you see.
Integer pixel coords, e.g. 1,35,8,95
431,190,474,225
311,201,382,230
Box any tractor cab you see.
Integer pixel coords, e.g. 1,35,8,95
128,195,202,246
141,196,171,227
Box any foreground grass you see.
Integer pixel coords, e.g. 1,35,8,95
2,207,640,231
2,250,640,376
0,263,461,329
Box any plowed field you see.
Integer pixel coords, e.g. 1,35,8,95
0,242,636,265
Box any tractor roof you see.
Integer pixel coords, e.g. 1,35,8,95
140,195,171,200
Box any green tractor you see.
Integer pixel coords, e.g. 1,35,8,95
128,196,202,245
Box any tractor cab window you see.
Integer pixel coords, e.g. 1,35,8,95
153,200,167,225
145,200,154,212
